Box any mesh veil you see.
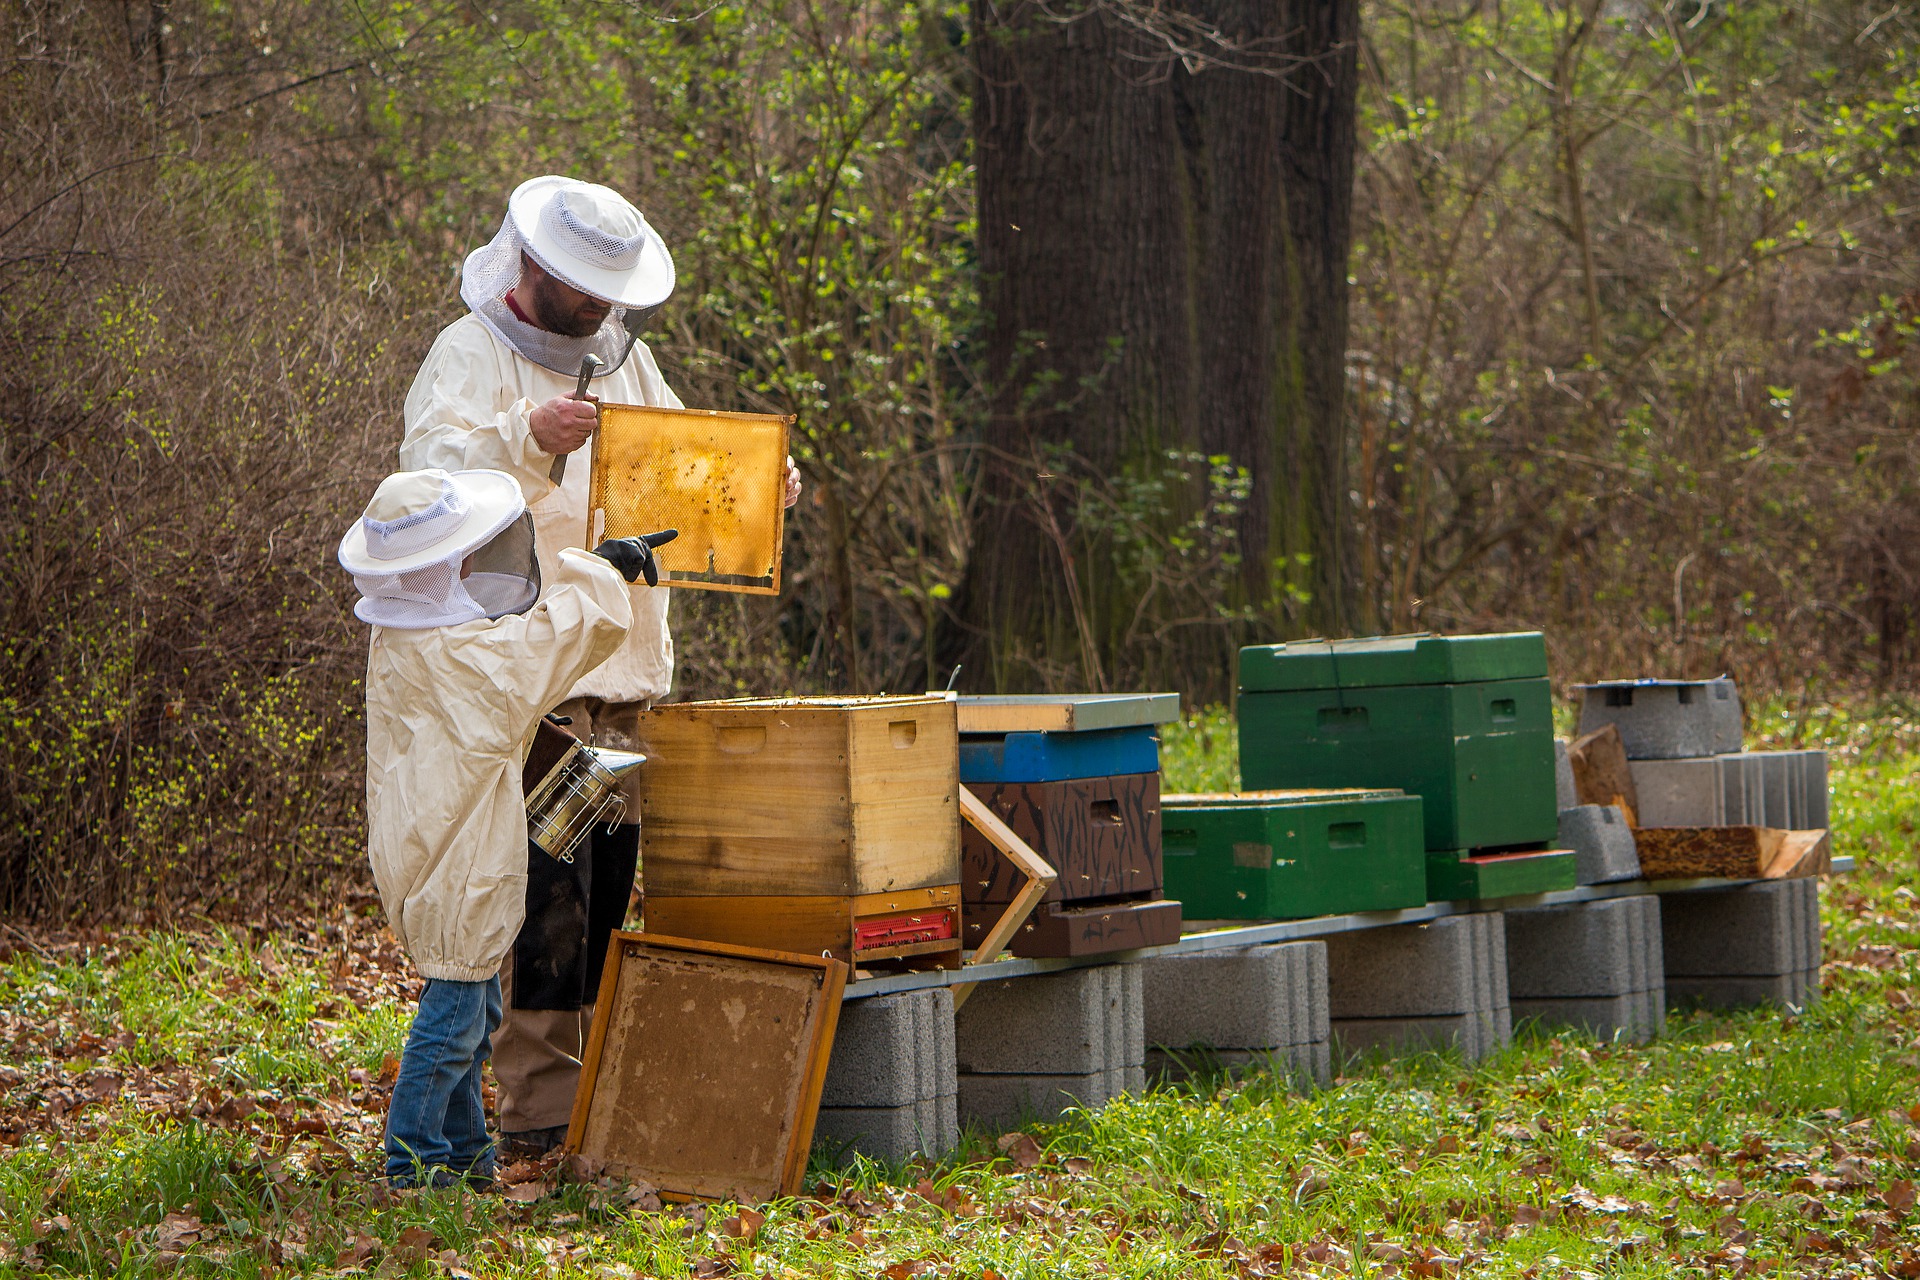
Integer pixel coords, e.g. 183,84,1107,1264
460,215,635,377
354,513,542,629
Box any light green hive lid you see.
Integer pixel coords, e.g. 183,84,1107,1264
1237,631,1548,693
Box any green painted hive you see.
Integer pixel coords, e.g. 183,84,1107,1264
1425,849,1576,901
1237,632,1556,853
1161,789,1428,920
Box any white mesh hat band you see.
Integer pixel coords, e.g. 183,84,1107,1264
359,480,469,561
537,190,644,275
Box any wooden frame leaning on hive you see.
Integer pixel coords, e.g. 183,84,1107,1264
566,933,846,1203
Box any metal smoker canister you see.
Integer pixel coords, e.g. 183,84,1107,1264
526,743,647,863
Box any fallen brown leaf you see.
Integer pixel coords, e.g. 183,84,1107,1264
391,1224,436,1265
718,1207,765,1242
996,1132,1043,1168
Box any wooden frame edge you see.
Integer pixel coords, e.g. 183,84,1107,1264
953,786,1057,1010
780,955,847,1196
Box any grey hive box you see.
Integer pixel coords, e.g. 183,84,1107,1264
1574,678,1743,759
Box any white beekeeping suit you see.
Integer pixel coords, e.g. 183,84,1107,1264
340,468,634,980
399,175,680,706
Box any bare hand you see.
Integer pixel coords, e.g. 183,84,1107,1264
783,456,802,509
530,394,599,456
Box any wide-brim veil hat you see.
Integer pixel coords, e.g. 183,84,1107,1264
338,469,526,577
509,176,675,308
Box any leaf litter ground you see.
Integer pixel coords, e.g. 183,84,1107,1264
3,726,1920,1278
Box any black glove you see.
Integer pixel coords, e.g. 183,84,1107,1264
591,529,679,587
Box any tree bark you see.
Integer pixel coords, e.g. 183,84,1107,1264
951,0,1360,695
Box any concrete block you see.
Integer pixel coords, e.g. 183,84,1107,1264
1511,992,1659,1044
1325,913,1504,1019
814,1094,958,1165
1294,1039,1333,1088
1633,750,1829,830
1801,750,1830,830
1506,897,1654,998
1301,938,1330,1042
1331,1006,1511,1063
957,1065,1143,1127
824,988,955,1108
1556,804,1642,884
1758,752,1792,829
1667,970,1819,1011
1663,879,1817,977
956,962,1143,1076
1576,677,1743,759
1142,940,1326,1052
1630,757,1727,827
1555,739,1578,811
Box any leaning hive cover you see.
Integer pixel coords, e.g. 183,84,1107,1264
589,404,792,594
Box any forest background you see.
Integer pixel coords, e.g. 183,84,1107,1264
4,0,1918,919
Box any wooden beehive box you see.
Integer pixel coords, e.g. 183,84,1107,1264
639,695,960,898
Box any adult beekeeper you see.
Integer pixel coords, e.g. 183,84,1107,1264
398,175,801,1159
341,466,673,1187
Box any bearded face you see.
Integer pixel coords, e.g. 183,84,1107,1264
520,256,612,337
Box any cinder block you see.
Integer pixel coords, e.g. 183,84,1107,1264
1325,914,1504,1019
957,1065,1143,1127
1667,970,1819,1011
1331,1007,1510,1063
1506,897,1655,998
1555,739,1578,811
1633,750,1829,830
814,1094,958,1165
956,963,1144,1076
1800,751,1830,830
1576,678,1743,759
1300,939,1330,1042
824,989,955,1108
1630,757,1727,827
1143,940,1326,1052
1511,992,1661,1044
1557,804,1641,884
1663,879,1818,977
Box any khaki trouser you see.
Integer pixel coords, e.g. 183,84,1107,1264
492,696,647,1135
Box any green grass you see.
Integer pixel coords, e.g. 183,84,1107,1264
3,714,1919,1276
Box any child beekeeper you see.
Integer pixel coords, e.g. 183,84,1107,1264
337,466,668,1188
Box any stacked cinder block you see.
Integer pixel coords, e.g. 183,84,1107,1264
1556,803,1641,884
815,988,958,1164
1505,897,1665,1043
954,963,1145,1125
1631,750,1829,830
1141,941,1331,1089
1661,879,1823,1010
1324,913,1511,1061
1577,676,1830,835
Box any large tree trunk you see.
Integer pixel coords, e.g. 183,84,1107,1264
949,0,1360,696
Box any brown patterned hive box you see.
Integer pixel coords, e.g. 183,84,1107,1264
639,695,964,970
956,695,1183,958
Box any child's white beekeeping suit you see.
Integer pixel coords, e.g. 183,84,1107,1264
339,468,633,981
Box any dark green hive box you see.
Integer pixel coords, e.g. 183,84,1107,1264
1237,632,1556,852
1161,790,1428,920
1425,849,1576,901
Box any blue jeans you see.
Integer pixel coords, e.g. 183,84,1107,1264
384,976,502,1186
